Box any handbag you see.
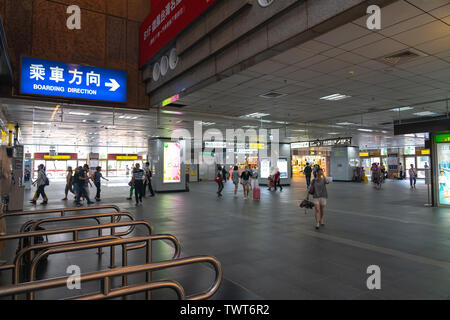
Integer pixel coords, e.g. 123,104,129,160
215,176,221,183
308,181,315,195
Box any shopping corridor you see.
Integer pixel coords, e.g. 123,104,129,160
9,177,449,300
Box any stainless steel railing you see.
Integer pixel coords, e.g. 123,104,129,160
0,256,222,300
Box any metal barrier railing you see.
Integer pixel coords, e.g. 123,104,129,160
18,211,136,256
0,205,121,221
27,235,181,299
0,256,222,300
0,220,154,275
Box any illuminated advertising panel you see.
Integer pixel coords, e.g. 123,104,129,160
261,158,271,179
163,142,181,183
277,158,288,179
437,143,450,206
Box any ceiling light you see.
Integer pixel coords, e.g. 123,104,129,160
358,129,373,132
328,132,338,135
201,122,216,126
320,94,351,101
161,110,183,115
33,122,51,125
390,107,413,112
413,111,438,116
241,113,270,118
336,122,356,126
292,129,306,132
69,111,91,116
243,125,258,129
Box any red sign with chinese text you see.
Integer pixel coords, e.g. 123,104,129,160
140,0,217,67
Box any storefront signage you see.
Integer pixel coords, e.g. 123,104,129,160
20,57,127,103
291,142,309,149
34,153,78,160
205,141,227,148
301,137,352,148
421,150,430,155
108,154,142,160
140,0,217,67
249,143,265,150
359,152,369,157
162,94,180,107
435,133,450,143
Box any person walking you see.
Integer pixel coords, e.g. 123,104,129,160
126,164,135,200
409,164,417,189
72,166,80,203
75,166,94,206
62,166,74,200
82,164,93,200
231,166,240,197
215,165,224,197
399,162,404,180
131,163,146,205
303,163,312,188
240,166,252,199
94,166,109,201
143,162,155,197
313,164,319,179
222,166,228,183
30,164,48,205
274,168,283,191
307,168,329,230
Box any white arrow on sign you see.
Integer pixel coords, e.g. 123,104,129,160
105,79,120,92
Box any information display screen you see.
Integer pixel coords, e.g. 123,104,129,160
261,158,271,179
277,158,288,179
163,142,181,183
437,143,450,206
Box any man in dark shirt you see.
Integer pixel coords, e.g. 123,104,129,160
144,162,155,197
303,163,312,188
75,166,94,206
132,163,147,205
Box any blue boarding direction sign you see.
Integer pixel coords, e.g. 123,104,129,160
20,56,127,103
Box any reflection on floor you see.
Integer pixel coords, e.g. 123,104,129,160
1,177,449,300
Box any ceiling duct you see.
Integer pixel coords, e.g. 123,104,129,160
378,49,428,66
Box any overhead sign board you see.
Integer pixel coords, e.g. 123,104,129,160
140,0,217,67
291,142,309,149
20,57,127,103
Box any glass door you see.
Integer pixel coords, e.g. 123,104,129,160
416,156,430,179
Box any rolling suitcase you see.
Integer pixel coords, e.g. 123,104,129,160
253,187,261,200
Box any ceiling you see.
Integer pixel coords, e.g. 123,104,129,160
3,0,449,150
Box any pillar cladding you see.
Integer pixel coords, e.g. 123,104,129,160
331,146,361,182
143,0,397,106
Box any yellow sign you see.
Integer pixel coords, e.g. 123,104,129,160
116,156,138,160
44,155,71,160
359,152,369,157
249,143,265,150
421,150,430,155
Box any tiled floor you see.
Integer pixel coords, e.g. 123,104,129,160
1,177,449,300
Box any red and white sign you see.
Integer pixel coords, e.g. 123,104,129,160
140,0,217,67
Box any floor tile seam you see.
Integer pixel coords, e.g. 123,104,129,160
223,210,450,271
